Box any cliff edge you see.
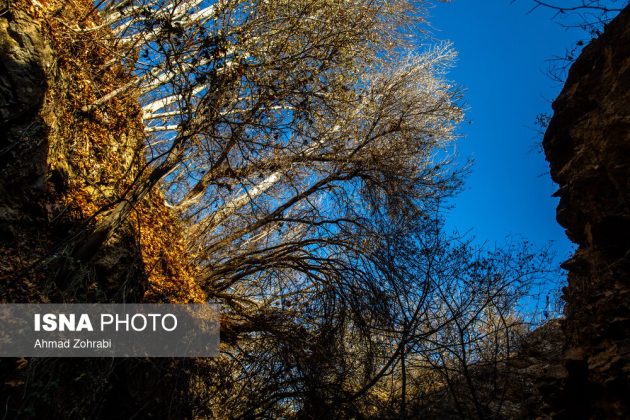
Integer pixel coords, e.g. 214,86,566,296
543,6,630,417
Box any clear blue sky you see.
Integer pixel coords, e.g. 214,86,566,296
428,0,581,265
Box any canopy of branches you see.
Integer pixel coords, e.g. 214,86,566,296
58,0,554,416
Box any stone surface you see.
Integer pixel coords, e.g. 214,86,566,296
0,6,52,211
0,8,52,125
0,3,190,417
543,5,630,417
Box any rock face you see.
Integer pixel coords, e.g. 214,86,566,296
543,6,630,417
0,4,52,226
0,3,51,127
0,2,202,417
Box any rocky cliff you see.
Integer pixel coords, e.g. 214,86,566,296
0,1,203,417
543,6,630,417
0,0,203,304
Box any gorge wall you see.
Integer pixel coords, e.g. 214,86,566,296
543,5,630,417
0,1,203,417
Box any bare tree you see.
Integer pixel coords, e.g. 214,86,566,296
529,0,626,25
8,0,556,417
71,1,462,265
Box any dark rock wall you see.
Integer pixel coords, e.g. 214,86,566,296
0,3,195,418
543,6,630,417
0,3,57,303
0,4,52,230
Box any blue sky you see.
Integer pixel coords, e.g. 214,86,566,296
428,0,582,265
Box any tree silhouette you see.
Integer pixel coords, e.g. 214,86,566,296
2,0,555,417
